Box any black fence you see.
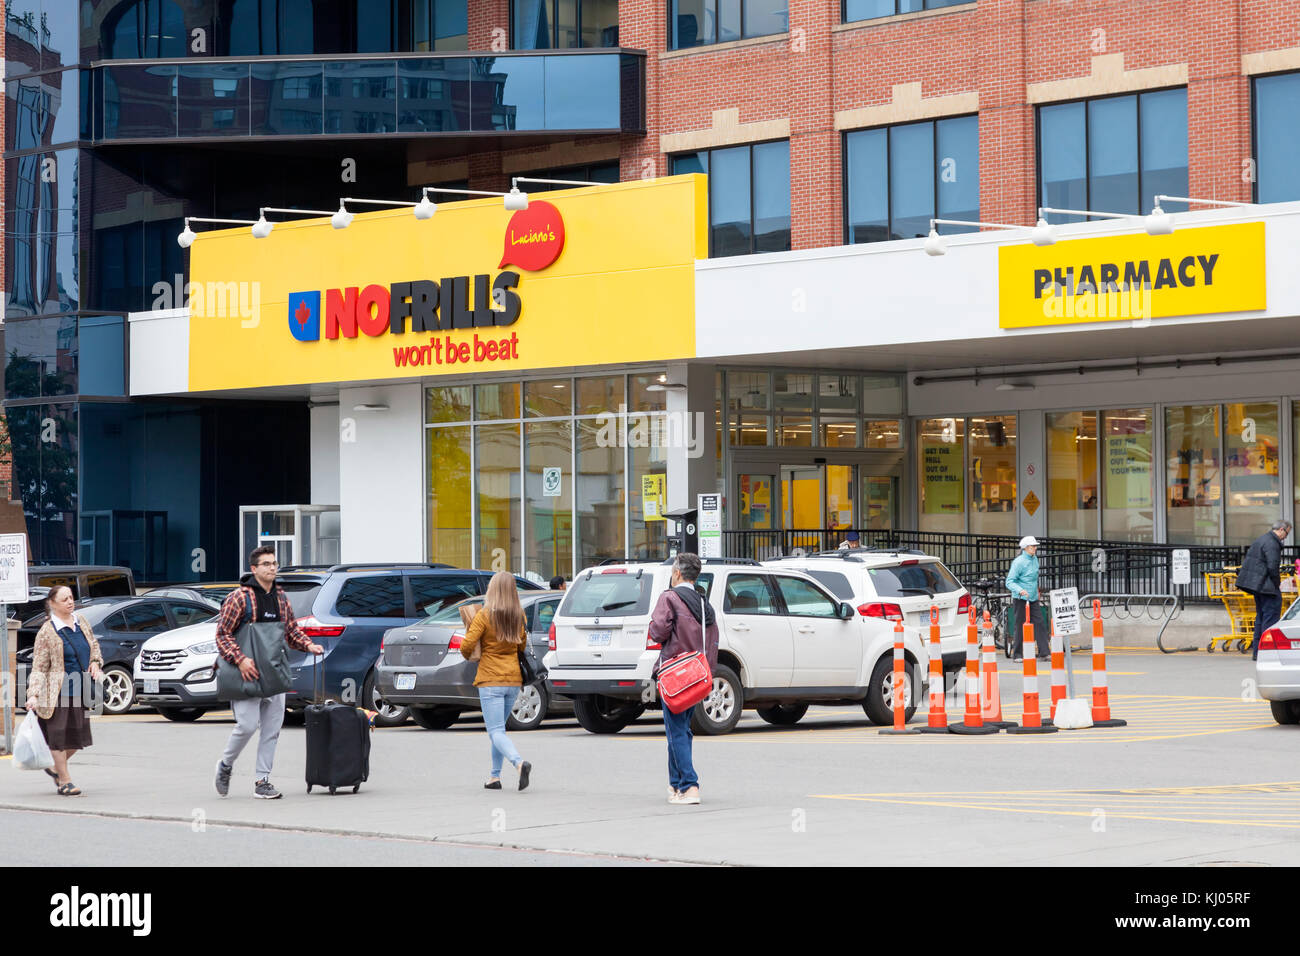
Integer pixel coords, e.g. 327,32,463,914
719,528,1298,604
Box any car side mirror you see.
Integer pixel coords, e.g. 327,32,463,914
839,602,855,620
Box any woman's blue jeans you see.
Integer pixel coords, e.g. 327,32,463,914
478,685,522,778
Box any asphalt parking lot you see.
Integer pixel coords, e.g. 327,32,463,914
3,648,1297,866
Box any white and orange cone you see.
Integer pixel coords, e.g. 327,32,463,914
980,611,1016,728
919,605,950,734
1007,618,1057,735
951,607,998,735
879,618,921,736
1090,599,1127,727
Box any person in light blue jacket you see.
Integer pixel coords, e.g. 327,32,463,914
1005,536,1046,662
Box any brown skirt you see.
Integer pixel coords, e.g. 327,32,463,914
39,698,93,752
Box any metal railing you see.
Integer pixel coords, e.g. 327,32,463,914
719,528,1295,604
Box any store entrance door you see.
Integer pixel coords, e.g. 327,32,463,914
734,456,902,548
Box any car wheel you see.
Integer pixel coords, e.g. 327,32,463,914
864,655,917,726
507,682,548,731
362,672,409,727
572,695,644,734
156,706,204,722
99,665,135,715
691,664,743,735
1270,700,1300,725
410,705,460,730
756,703,808,726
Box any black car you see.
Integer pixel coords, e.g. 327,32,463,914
17,595,220,715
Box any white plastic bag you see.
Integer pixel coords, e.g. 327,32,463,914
14,711,54,771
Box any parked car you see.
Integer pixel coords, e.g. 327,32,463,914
17,595,220,715
544,559,929,736
766,550,971,670
1255,600,1300,724
141,583,241,607
376,591,569,731
8,565,136,625
132,564,543,726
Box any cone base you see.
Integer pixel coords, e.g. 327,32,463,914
918,725,951,734
986,719,1018,728
1091,718,1128,727
949,722,1000,735
878,727,922,735
1006,724,1059,734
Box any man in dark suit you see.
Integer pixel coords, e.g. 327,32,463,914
1236,520,1292,659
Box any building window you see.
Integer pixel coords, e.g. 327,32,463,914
1253,71,1300,203
844,115,978,243
1047,411,1099,539
671,141,790,257
1038,89,1187,223
514,0,618,48
516,161,620,192
104,0,187,59
843,0,969,24
670,0,788,49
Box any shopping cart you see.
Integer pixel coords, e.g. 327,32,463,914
1204,566,1297,654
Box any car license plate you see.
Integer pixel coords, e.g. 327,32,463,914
587,631,612,647
394,673,417,691
143,679,159,694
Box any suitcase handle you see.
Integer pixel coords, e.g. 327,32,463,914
312,652,324,705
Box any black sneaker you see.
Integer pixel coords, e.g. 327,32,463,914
214,760,232,797
254,778,282,800
518,761,532,791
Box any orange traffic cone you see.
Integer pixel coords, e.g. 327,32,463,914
980,611,1016,728
1049,621,1067,722
1007,617,1057,734
1090,599,1127,727
879,619,921,735
919,605,950,733
951,607,998,735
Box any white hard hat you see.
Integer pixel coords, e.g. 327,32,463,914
1019,536,1039,549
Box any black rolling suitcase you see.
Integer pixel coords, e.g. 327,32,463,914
304,657,372,795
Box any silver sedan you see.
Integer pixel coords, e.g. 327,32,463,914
376,591,570,731
1256,598,1300,724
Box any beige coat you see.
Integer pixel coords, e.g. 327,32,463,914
28,615,103,720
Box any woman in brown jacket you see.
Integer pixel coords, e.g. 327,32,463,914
460,570,533,791
24,585,104,795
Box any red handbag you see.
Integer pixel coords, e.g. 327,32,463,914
656,650,712,714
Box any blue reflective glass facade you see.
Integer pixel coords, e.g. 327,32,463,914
670,0,788,48
672,142,790,256
1253,72,1300,204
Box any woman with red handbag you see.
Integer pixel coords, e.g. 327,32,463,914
648,554,719,806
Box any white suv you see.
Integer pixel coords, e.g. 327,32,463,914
765,550,971,670
543,559,929,735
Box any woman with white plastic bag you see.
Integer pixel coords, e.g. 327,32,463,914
13,711,54,771
24,585,103,795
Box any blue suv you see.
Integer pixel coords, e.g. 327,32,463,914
267,564,543,726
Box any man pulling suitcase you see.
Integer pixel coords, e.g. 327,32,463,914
213,546,323,799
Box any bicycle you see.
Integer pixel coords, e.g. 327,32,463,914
968,578,1012,657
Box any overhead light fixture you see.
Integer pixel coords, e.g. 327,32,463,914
1144,194,1253,236
252,206,336,239
331,202,354,230
504,186,528,211
646,382,687,392
352,403,390,412
415,186,510,220
995,382,1035,392
1030,218,1056,247
176,215,257,249
922,217,1033,257
506,175,597,213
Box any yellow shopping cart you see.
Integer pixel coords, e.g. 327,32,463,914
1204,565,1297,653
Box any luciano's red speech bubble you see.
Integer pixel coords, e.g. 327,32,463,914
500,201,565,271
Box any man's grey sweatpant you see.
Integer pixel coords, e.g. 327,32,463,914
220,693,287,780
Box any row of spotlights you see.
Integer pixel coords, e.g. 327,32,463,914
925,205,1177,257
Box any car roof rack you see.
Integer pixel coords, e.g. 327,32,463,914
658,557,761,566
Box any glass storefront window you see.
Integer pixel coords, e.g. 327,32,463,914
1101,408,1154,542
476,382,521,420
5,317,78,399
8,401,78,563
577,375,623,415
1165,405,1221,545
1224,402,1279,545
1047,411,1099,539
733,415,769,446
738,473,775,530
629,414,668,559
864,420,901,449
826,465,855,530
818,375,857,413
862,374,903,415
428,385,472,423
577,419,624,567
820,418,858,448
476,423,521,569
969,415,1017,536
918,417,965,532
728,371,769,411
773,372,814,410
524,420,573,580
629,373,667,412
427,425,472,568
525,378,572,418
777,416,813,447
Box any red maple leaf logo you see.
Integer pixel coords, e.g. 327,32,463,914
294,299,311,328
